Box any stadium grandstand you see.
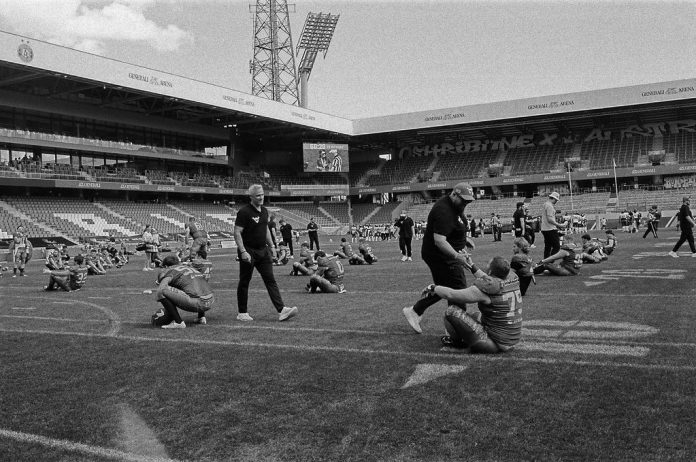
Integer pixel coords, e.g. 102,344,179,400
2,29,696,248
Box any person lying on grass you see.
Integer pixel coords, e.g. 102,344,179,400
422,254,522,354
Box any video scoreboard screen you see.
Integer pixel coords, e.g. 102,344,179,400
302,142,349,173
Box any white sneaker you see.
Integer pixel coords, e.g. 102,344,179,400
692,253,696,258
407,257,412,261
279,306,298,321
142,267,150,271
400,255,407,262
236,313,254,322
530,244,537,249
194,316,207,325
161,321,186,329
338,288,347,294
668,251,679,258
402,306,422,334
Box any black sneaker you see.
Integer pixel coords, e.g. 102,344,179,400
441,336,466,349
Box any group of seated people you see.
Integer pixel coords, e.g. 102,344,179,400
43,239,131,289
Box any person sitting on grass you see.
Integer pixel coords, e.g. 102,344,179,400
510,237,535,296
85,249,106,275
44,255,88,292
422,254,522,354
290,242,317,276
533,234,582,276
333,237,357,260
273,241,290,266
153,255,215,329
45,248,65,271
305,251,346,294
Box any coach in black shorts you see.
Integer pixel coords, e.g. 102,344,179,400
403,182,475,333
234,184,298,322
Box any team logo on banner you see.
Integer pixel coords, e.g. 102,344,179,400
17,42,33,63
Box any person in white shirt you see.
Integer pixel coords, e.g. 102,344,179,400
540,192,565,259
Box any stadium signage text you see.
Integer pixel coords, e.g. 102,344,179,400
678,165,696,171
503,177,524,183
641,87,694,97
358,188,377,193
426,183,447,189
120,184,141,190
404,118,696,157
586,171,611,177
78,182,101,188
222,94,255,107
156,185,175,191
543,175,566,180
392,186,410,191
631,168,656,174
528,100,575,111
128,72,173,88
189,187,206,193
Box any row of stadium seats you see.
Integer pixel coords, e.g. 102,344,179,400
1,188,694,241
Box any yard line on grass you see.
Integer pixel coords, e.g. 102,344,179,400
3,288,695,298
0,428,180,462
2,327,696,372
6,318,696,349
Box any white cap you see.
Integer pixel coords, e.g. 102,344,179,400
549,191,560,201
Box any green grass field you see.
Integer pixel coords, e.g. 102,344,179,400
1,230,695,461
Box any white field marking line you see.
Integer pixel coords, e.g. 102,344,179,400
87,296,112,300
5,317,696,349
15,296,122,337
2,288,695,298
0,428,179,462
1,327,695,372
11,307,36,310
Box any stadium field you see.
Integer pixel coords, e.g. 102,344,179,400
1,230,695,461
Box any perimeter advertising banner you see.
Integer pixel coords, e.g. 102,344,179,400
302,142,349,173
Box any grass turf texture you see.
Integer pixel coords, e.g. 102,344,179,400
1,230,695,461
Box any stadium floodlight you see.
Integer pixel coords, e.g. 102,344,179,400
296,11,339,108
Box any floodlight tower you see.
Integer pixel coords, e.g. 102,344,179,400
250,0,300,105
296,12,339,108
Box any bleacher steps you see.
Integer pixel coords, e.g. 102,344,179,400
0,200,69,240
93,202,142,229
360,206,382,226
317,206,342,226
166,203,193,219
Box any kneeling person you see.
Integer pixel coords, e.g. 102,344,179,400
44,255,88,292
423,255,522,354
154,255,215,329
305,251,346,293
358,238,378,264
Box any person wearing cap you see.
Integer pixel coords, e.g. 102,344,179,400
234,184,298,322
403,182,476,334
540,191,565,259
394,210,415,261
668,196,696,258
307,217,320,251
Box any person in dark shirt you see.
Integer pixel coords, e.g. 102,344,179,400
668,196,696,257
153,255,215,329
394,211,415,261
234,184,298,322
403,182,475,334
307,217,320,250
278,219,294,257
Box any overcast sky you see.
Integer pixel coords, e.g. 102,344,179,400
0,0,695,119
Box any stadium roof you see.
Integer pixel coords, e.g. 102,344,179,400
2,29,696,153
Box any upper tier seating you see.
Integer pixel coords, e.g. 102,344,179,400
435,151,500,180
506,143,574,175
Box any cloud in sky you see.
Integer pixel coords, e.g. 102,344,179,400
0,0,193,54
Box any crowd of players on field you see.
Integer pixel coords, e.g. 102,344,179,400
7,188,693,354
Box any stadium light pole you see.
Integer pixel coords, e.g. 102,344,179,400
296,12,339,108
567,162,575,213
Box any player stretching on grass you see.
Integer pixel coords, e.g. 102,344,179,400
403,183,475,334
305,251,346,294
422,254,522,354
153,255,215,328
44,255,88,292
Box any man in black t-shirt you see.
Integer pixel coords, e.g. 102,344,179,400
394,211,415,261
234,184,298,322
307,217,320,250
278,219,294,257
403,183,475,334
668,196,696,257
513,202,526,239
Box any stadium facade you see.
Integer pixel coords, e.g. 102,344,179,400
1,30,696,231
